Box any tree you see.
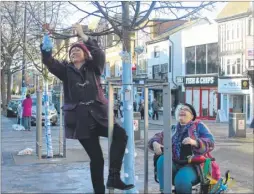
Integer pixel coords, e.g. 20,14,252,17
59,1,216,192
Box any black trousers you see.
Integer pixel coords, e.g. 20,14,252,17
79,117,128,193
153,111,159,120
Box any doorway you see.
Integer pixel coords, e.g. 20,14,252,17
200,89,209,119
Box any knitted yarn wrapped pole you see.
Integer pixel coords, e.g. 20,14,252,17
42,33,53,158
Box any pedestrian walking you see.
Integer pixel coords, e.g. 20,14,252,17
40,24,134,193
114,100,119,118
119,101,123,118
139,100,144,120
152,98,159,120
22,94,32,131
133,101,137,112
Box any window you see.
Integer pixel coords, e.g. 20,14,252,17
185,46,195,74
231,23,234,40
154,46,160,58
248,18,252,35
236,23,240,39
227,59,230,75
185,43,218,75
207,43,218,73
161,63,168,73
152,65,160,79
226,57,242,75
137,59,147,74
196,44,206,74
237,58,241,74
226,24,230,41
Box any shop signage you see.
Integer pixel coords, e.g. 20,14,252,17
247,48,254,59
176,76,184,84
218,78,250,94
241,80,249,90
184,76,218,86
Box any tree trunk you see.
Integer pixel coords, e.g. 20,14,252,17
7,69,12,103
1,69,7,114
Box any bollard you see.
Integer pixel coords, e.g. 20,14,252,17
108,82,114,194
163,84,172,193
36,91,43,159
144,87,149,193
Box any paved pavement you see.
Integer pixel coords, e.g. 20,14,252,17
1,116,254,193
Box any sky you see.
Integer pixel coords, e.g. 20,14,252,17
63,1,227,29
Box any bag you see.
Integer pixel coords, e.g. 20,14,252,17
191,121,221,180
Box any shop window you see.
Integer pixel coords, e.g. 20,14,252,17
207,43,218,73
185,46,195,74
196,44,206,74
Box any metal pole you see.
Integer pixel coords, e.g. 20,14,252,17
122,2,137,193
144,87,149,193
108,82,114,194
36,91,42,159
163,84,172,193
59,83,63,156
21,1,27,126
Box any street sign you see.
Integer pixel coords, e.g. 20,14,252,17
176,76,184,84
238,120,245,130
133,120,139,131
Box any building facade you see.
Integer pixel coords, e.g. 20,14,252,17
216,2,254,124
182,18,219,120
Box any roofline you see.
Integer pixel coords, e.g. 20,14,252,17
146,17,213,45
216,11,251,22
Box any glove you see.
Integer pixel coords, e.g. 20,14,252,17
153,142,164,155
72,23,88,41
41,34,53,52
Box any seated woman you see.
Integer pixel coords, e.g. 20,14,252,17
148,103,219,194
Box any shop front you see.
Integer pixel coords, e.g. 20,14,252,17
218,78,252,124
184,76,218,120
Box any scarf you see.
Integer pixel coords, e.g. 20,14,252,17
172,121,195,160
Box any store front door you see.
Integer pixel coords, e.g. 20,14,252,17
200,89,209,119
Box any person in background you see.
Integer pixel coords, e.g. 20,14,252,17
119,101,123,118
152,98,159,120
114,100,119,118
22,94,32,131
139,100,144,120
133,101,137,112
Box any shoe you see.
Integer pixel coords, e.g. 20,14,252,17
106,168,134,190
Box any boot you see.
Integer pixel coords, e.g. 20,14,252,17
106,168,134,190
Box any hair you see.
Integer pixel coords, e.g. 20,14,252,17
26,94,30,98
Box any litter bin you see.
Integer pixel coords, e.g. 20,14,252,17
228,113,246,138
133,112,141,140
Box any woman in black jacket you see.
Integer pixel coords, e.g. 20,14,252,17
40,24,134,193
